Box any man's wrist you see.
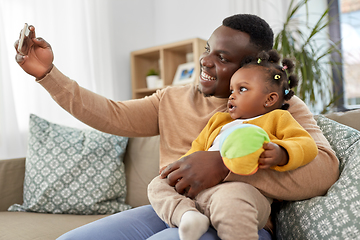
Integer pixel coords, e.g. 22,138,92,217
36,64,54,80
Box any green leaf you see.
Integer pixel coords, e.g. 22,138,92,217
274,0,341,113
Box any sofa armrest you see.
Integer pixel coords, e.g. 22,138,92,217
324,108,360,131
0,158,25,211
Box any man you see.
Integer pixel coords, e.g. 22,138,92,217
15,14,338,240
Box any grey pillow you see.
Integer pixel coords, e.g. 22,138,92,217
275,115,360,239
8,114,131,215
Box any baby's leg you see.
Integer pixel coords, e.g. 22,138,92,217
196,182,272,240
179,210,210,240
147,175,198,227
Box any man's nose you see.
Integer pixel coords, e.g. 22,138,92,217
200,54,214,68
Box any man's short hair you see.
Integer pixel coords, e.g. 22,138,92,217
223,14,274,51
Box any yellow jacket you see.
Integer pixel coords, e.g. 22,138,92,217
182,109,318,172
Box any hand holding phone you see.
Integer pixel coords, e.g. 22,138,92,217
18,23,30,55
15,24,54,79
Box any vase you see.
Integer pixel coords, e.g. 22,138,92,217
146,75,159,89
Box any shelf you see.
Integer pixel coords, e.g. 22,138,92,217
131,38,207,99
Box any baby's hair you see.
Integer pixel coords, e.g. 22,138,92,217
241,49,299,110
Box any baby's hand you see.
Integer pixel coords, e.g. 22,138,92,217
258,142,289,169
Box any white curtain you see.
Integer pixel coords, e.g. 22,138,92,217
0,0,114,159
0,7,24,158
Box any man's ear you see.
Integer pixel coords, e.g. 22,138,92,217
264,92,279,107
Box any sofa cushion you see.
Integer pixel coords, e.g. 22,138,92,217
8,114,131,215
275,115,360,239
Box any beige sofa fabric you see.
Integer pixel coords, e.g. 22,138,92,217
0,158,24,211
325,108,360,131
124,136,160,207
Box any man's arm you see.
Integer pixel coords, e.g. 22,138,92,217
15,25,161,138
38,66,161,137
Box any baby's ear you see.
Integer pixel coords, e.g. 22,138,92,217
264,92,279,107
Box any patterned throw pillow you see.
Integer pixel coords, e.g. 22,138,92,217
8,114,131,215
275,115,360,240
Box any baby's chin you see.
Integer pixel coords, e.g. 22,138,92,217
228,111,239,120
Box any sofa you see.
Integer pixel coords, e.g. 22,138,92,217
0,109,360,240
0,114,161,239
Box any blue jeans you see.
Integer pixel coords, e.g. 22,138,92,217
57,205,272,240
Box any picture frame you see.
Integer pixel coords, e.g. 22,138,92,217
172,62,196,85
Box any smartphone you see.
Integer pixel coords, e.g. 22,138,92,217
18,23,30,55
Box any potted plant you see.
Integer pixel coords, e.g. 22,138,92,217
146,68,160,89
274,0,341,113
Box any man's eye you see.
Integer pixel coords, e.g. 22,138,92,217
204,46,210,52
219,55,227,62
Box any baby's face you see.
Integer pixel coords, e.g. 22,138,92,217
228,66,270,119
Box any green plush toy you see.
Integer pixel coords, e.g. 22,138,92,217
219,124,270,175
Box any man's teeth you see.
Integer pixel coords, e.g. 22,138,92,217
201,72,216,81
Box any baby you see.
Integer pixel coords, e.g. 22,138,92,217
148,50,318,240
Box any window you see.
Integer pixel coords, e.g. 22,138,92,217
340,0,360,107
329,0,360,110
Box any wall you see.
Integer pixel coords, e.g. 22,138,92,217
153,0,230,45
106,0,155,101
152,0,291,46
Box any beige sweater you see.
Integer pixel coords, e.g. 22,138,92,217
38,66,339,200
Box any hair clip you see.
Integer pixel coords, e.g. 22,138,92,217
257,58,262,64
274,74,281,80
284,89,290,95
282,65,288,71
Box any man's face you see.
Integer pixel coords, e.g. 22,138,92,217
198,25,257,98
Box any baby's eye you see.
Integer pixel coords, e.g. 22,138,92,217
240,87,248,92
